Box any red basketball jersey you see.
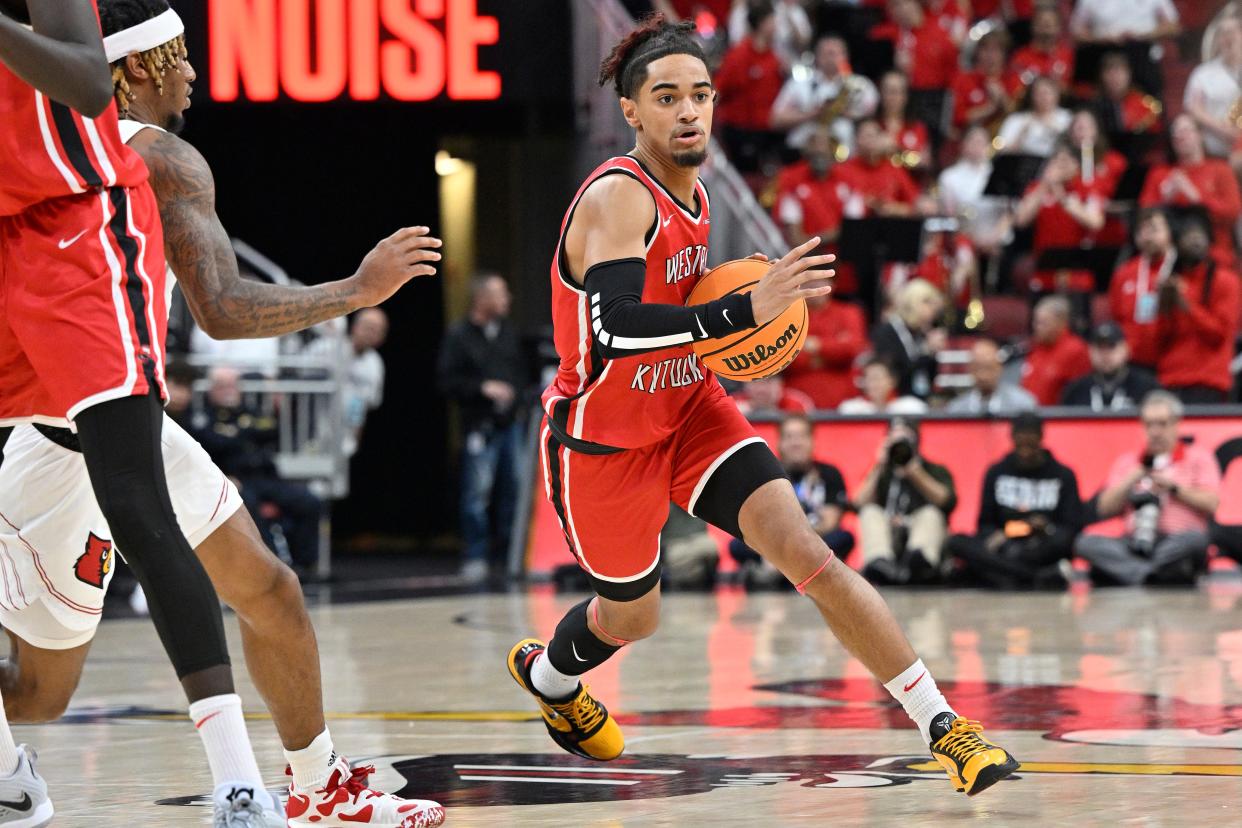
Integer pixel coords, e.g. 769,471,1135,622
542,156,720,451
0,16,148,216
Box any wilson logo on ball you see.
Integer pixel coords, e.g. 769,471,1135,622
720,323,799,374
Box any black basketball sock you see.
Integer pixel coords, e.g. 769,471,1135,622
545,599,622,677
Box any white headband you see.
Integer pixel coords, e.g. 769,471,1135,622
103,8,185,63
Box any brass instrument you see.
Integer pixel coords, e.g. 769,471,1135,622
816,74,873,125
1133,93,1163,133
1229,95,1242,129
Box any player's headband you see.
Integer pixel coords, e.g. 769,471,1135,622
103,8,185,63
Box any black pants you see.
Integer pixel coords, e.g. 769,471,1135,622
948,534,1069,590
1169,385,1229,405
240,475,323,569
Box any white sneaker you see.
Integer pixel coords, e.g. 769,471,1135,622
285,756,445,827
129,583,149,616
212,782,284,827
0,746,53,828
459,558,488,584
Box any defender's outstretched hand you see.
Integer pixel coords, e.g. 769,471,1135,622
748,237,835,326
351,226,443,306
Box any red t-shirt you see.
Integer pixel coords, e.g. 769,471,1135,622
1108,253,1169,368
1011,43,1075,87
1139,159,1242,269
1021,330,1091,405
1026,177,1107,292
713,38,785,131
1154,261,1241,392
836,156,921,215
886,119,930,164
971,0,1035,18
950,69,1025,129
870,21,960,91
772,161,846,237
782,299,868,409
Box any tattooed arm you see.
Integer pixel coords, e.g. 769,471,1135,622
129,129,441,340
0,0,113,116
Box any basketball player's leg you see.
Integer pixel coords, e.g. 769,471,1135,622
0,626,92,724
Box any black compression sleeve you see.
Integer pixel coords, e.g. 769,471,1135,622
584,258,756,359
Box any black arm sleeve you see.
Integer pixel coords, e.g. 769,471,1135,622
585,258,756,359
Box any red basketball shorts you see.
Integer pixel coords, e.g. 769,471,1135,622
0,184,168,426
540,387,785,601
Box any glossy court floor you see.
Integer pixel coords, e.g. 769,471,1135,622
20,585,1242,826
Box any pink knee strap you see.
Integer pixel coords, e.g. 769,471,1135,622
591,599,632,646
794,554,833,595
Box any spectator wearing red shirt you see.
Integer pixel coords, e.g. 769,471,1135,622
772,125,847,247
871,0,960,92
1109,207,1176,369
925,0,971,46
1068,108,1129,246
734,375,814,417
783,294,868,410
837,118,922,218
1140,114,1242,269
1011,5,1075,88
713,2,785,172
1151,216,1241,403
1021,295,1092,405
972,0,1035,22
878,71,929,171
1013,140,1107,293
951,29,1023,133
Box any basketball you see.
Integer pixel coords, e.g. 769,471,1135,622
686,258,807,382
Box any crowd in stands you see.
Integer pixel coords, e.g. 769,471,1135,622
653,0,1242,409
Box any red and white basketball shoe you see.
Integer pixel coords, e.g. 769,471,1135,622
284,756,445,828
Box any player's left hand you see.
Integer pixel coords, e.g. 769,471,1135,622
352,226,443,306
746,252,770,262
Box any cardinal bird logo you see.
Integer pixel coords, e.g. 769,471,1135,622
75,532,114,589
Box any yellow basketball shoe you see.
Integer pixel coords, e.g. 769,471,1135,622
928,714,1019,796
507,638,625,761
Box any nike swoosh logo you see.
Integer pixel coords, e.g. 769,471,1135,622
722,309,732,325
0,792,31,811
662,213,673,227
571,642,588,662
695,314,708,339
58,229,88,249
903,671,927,693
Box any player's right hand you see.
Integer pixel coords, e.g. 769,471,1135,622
352,226,443,307
749,236,835,326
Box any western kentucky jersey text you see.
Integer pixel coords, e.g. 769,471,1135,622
0,53,147,216
542,156,720,451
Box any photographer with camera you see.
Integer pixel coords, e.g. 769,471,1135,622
856,418,956,585
1075,391,1221,586
947,414,1083,589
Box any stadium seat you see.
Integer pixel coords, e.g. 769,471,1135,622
980,296,1030,341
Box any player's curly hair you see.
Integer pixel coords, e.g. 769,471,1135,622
98,0,188,116
598,13,707,99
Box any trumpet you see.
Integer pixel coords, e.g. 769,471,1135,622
817,74,874,124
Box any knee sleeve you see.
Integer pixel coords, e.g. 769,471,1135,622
75,392,229,678
545,599,622,677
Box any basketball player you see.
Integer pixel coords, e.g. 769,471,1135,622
509,16,1018,797
0,2,444,826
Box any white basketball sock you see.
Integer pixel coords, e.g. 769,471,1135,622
883,659,954,744
530,651,580,700
188,694,265,790
0,692,18,776
284,727,337,792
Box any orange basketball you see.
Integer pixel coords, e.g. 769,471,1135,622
686,258,807,382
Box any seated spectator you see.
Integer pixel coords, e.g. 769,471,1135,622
1108,206,1175,369
772,124,846,247
837,118,922,218
883,223,977,311
661,504,719,591
938,125,1011,257
839,358,929,414
1013,139,1107,294
1184,17,1242,158
713,2,786,173
1070,0,1180,44
1076,391,1220,586
856,417,956,585
1140,114,1242,269
191,366,323,574
163,359,197,427
1067,108,1129,246
878,70,930,171
1061,322,1161,410
730,414,855,588
871,0,960,93
1091,52,1164,155
770,34,878,153
946,338,1037,414
735,374,813,416
951,29,1022,134
725,0,812,68
872,278,947,398
947,413,1083,589
996,76,1072,157
1020,294,1092,405
1151,215,1241,403
304,307,388,457
1012,3,1075,88
782,293,867,410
